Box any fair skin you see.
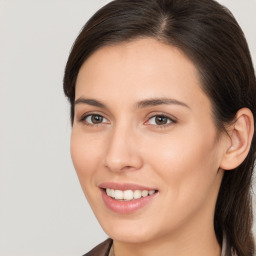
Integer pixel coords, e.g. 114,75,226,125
71,38,254,256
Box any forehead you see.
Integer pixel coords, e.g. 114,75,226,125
75,38,210,111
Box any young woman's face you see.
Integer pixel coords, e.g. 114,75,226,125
71,38,227,244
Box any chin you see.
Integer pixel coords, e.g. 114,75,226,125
107,229,154,244
97,216,159,243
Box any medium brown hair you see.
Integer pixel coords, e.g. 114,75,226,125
63,0,256,255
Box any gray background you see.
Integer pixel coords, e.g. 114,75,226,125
0,0,255,255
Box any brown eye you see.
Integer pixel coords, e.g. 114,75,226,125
147,115,173,126
155,116,168,125
84,114,106,124
91,115,103,124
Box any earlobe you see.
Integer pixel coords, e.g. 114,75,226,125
220,108,254,170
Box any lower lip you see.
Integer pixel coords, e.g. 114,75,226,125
101,189,158,214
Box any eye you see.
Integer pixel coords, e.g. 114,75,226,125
82,114,108,125
147,115,174,126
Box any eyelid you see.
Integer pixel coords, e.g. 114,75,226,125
144,112,177,127
77,111,176,128
79,112,110,125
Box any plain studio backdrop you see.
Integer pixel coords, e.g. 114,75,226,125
0,0,255,255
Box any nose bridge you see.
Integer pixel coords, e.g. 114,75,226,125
104,121,142,172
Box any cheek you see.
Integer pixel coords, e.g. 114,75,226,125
143,134,221,231
145,128,220,198
70,130,104,186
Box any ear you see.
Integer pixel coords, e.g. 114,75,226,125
220,108,254,170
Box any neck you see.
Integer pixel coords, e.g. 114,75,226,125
113,232,220,256
112,216,221,256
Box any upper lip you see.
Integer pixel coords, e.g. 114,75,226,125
99,182,158,191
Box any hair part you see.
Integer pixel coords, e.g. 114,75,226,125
63,0,256,255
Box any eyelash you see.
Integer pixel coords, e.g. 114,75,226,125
79,113,109,127
145,113,177,128
79,113,177,128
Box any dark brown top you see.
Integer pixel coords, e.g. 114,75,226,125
83,236,229,255
83,239,113,256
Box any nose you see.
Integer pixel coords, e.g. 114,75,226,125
104,124,143,173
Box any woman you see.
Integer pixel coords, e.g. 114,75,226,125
63,0,256,255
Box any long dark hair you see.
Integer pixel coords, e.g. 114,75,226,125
63,0,256,255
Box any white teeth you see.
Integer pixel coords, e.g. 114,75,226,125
114,190,123,200
110,189,115,198
123,190,133,200
133,190,142,199
141,190,149,197
149,190,155,195
105,188,156,201
106,188,111,196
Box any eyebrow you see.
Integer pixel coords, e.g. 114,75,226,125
74,97,190,109
136,98,190,109
74,98,106,108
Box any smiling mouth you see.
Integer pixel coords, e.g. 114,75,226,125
104,188,158,201
100,184,159,214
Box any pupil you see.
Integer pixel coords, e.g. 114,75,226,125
156,116,167,125
92,115,102,124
